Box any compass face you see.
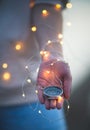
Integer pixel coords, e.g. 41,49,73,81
43,86,63,99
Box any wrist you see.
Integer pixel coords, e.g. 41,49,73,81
40,40,64,62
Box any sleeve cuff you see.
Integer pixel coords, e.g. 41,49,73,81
30,0,69,9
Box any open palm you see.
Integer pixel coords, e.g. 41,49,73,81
37,59,72,109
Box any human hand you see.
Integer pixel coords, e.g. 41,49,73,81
37,59,72,110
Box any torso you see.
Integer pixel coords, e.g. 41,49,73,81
0,0,40,106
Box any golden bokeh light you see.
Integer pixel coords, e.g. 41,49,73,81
58,96,64,103
2,63,8,69
42,9,49,17
40,50,51,61
29,1,35,8
2,72,11,81
43,51,50,61
55,4,61,11
15,44,22,50
31,26,37,32
43,69,50,79
15,41,23,51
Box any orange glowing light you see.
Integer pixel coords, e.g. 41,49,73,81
2,72,11,81
43,51,50,61
2,63,8,69
15,44,22,50
46,70,50,74
40,50,50,61
15,41,23,51
55,4,61,11
31,26,37,32
42,9,49,17
58,96,64,103
43,70,50,78
29,1,35,8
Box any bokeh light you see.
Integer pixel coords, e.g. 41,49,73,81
66,3,72,9
15,41,23,51
2,63,8,69
42,9,49,17
2,72,11,81
54,4,61,11
31,26,37,32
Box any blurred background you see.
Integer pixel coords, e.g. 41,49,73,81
63,0,90,129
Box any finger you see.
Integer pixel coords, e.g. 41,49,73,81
56,96,64,109
45,99,50,110
63,75,72,99
38,86,45,104
50,99,56,109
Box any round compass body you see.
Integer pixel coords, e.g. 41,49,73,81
43,86,63,99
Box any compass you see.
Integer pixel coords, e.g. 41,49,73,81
43,86,63,99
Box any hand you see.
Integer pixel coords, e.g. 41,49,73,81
37,59,72,110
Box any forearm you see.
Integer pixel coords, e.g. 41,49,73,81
30,1,67,60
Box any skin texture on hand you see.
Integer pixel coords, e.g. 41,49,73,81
37,59,72,110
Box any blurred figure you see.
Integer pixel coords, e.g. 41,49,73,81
0,0,72,130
